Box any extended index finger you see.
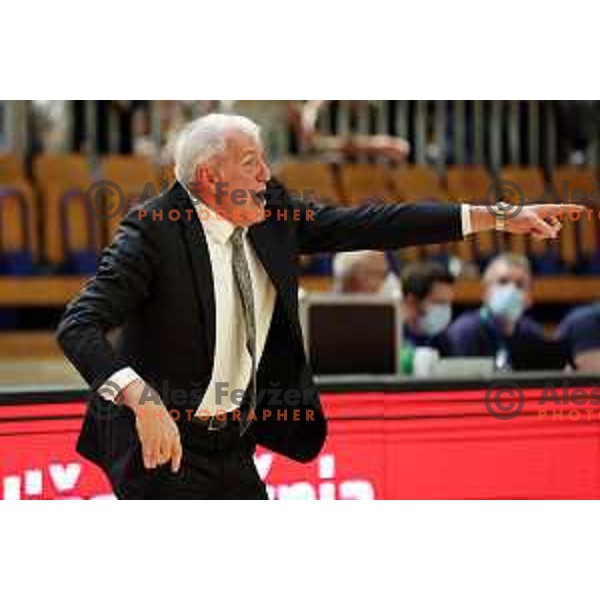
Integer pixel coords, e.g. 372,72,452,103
535,203,587,219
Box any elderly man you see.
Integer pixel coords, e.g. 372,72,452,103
446,253,546,369
332,250,399,294
57,113,579,499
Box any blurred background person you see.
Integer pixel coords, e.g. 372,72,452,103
221,100,303,163
446,253,546,370
333,250,400,294
29,100,69,153
400,261,455,355
555,101,600,165
301,100,410,163
72,100,150,155
555,302,600,372
134,101,221,164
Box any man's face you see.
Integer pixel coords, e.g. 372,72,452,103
404,281,455,330
193,132,271,227
349,254,389,293
483,262,532,308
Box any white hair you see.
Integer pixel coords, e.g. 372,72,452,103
332,251,382,289
173,113,261,185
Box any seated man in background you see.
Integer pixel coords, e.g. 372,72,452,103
555,302,600,372
446,253,546,370
400,261,455,356
333,250,400,294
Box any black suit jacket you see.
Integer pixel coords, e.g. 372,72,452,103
56,179,463,495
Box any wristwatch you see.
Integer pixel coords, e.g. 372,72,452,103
494,200,513,231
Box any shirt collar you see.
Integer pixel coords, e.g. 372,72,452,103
182,184,239,245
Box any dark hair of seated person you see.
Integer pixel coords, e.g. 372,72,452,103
400,261,455,300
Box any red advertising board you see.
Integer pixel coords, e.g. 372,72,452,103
2,385,600,499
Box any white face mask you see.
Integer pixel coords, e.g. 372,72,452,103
487,283,526,322
418,303,452,337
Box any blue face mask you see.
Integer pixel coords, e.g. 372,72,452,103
418,303,452,337
487,283,525,322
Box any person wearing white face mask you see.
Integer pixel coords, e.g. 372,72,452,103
446,253,546,370
397,261,455,373
400,261,455,348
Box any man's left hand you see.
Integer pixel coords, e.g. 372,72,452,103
470,203,586,238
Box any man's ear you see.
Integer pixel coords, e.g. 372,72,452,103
205,164,218,182
198,164,223,197
403,293,420,313
189,164,209,196
193,164,210,184
482,287,492,305
402,293,421,325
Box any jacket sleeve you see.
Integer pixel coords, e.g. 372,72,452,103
285,190,464,255
55,208,160,390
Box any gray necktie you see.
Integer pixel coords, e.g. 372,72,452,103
231,227,257,434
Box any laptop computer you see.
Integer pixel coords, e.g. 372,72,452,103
299,292,403,376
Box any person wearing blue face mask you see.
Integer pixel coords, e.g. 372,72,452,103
446,253,546,370
400,261,456,358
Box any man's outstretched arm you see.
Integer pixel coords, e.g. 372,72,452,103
291,197,465,254
283,184,583,254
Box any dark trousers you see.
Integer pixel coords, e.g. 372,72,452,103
122,420,268,500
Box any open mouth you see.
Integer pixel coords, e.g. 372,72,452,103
254,189,267,205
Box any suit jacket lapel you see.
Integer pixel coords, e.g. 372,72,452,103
248,177,297,304
248,209,298,324
249,217,306,348
169,183,216,370
249,214,291,296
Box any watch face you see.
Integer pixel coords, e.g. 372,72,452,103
496,201,513,213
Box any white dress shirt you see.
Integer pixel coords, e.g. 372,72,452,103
99,200,473,408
